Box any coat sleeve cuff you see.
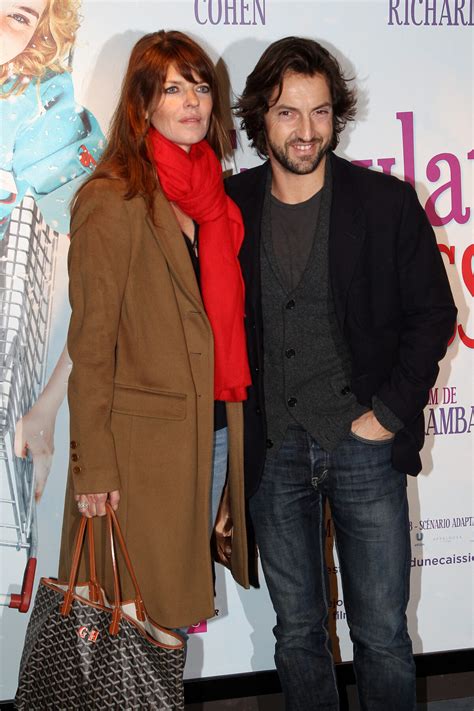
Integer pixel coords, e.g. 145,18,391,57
71,467,121,495
372,395,405,434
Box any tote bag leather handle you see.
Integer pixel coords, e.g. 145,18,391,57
61,505,146,634
87,517,104,605
106,503,146,632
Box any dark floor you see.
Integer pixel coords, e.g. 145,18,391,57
186,672,474,710
187,696,474,710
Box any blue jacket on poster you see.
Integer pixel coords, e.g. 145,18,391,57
0,70,105,239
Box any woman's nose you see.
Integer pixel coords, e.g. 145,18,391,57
184,88,199,107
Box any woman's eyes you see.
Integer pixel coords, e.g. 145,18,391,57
164,84,211,95
8,12,31,26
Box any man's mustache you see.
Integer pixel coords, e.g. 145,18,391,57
287,137,322,146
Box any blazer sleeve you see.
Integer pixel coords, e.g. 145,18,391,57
375,181,457,425
66,181,132,494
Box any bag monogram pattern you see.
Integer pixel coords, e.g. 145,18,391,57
15,507,185,710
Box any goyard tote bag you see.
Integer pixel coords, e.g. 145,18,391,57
15,503,185,710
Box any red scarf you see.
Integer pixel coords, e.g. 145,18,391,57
148,127,250,402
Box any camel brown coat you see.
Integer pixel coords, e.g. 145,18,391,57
58,178,249,628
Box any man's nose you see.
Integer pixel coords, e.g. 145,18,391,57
296,115,314,141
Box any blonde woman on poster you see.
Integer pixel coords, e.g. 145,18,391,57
0,0,103,236
0,0,104,499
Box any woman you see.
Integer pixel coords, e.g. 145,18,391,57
58,30,251,629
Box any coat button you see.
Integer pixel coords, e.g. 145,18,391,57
71,453,79,462
285,299,296,310
266,438,274,448
340,386,351,395
285,348,296,358
287,397,297,408
70,440,78,449
72,466,82,474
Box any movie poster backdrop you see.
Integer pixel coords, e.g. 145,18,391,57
0,0,472,698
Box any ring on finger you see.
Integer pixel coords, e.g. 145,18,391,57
77,501,89,511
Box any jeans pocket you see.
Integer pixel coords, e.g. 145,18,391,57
349,431,394,446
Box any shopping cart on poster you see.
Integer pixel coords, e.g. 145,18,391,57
0,196,58,612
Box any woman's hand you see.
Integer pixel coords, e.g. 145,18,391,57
15,407,56,502
14,345,72,502
211,483,232,569
75,490,120,518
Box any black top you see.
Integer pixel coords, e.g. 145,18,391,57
270,188,322,291
182,225,227,431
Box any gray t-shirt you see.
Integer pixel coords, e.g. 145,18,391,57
270,189,322,291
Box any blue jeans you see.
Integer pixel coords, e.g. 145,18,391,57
178,427,228,642
210,426,228,529
249,424,415,711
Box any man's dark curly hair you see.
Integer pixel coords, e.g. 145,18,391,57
234,36,356,157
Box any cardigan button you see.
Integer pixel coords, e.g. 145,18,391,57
72,466,82,474
70,440,78,449
287,397,297,408
340,386,351,395
266,439,274,449
285,299,296,310
71,453,79,462
285,348,296,359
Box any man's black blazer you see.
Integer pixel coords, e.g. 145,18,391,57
225,152,457,497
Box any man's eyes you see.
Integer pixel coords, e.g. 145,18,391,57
276,108,331,117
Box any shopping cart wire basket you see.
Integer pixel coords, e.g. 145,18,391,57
0,196,58,612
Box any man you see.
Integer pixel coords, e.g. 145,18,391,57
225,37,456,711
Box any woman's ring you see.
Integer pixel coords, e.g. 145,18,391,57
77,501,89,510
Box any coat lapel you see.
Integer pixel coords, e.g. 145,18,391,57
232,163,269,317
146,189,204,311
329,153,367,330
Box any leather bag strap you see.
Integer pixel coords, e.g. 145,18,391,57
60,505,146,634
87,518,104,605
60,515,88,616
107,509,122,634
105,503,146,622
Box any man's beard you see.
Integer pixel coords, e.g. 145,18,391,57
267,136,329,175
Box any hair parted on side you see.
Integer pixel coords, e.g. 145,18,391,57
0,0,80,98
81,30,230,216
234,36,357,157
